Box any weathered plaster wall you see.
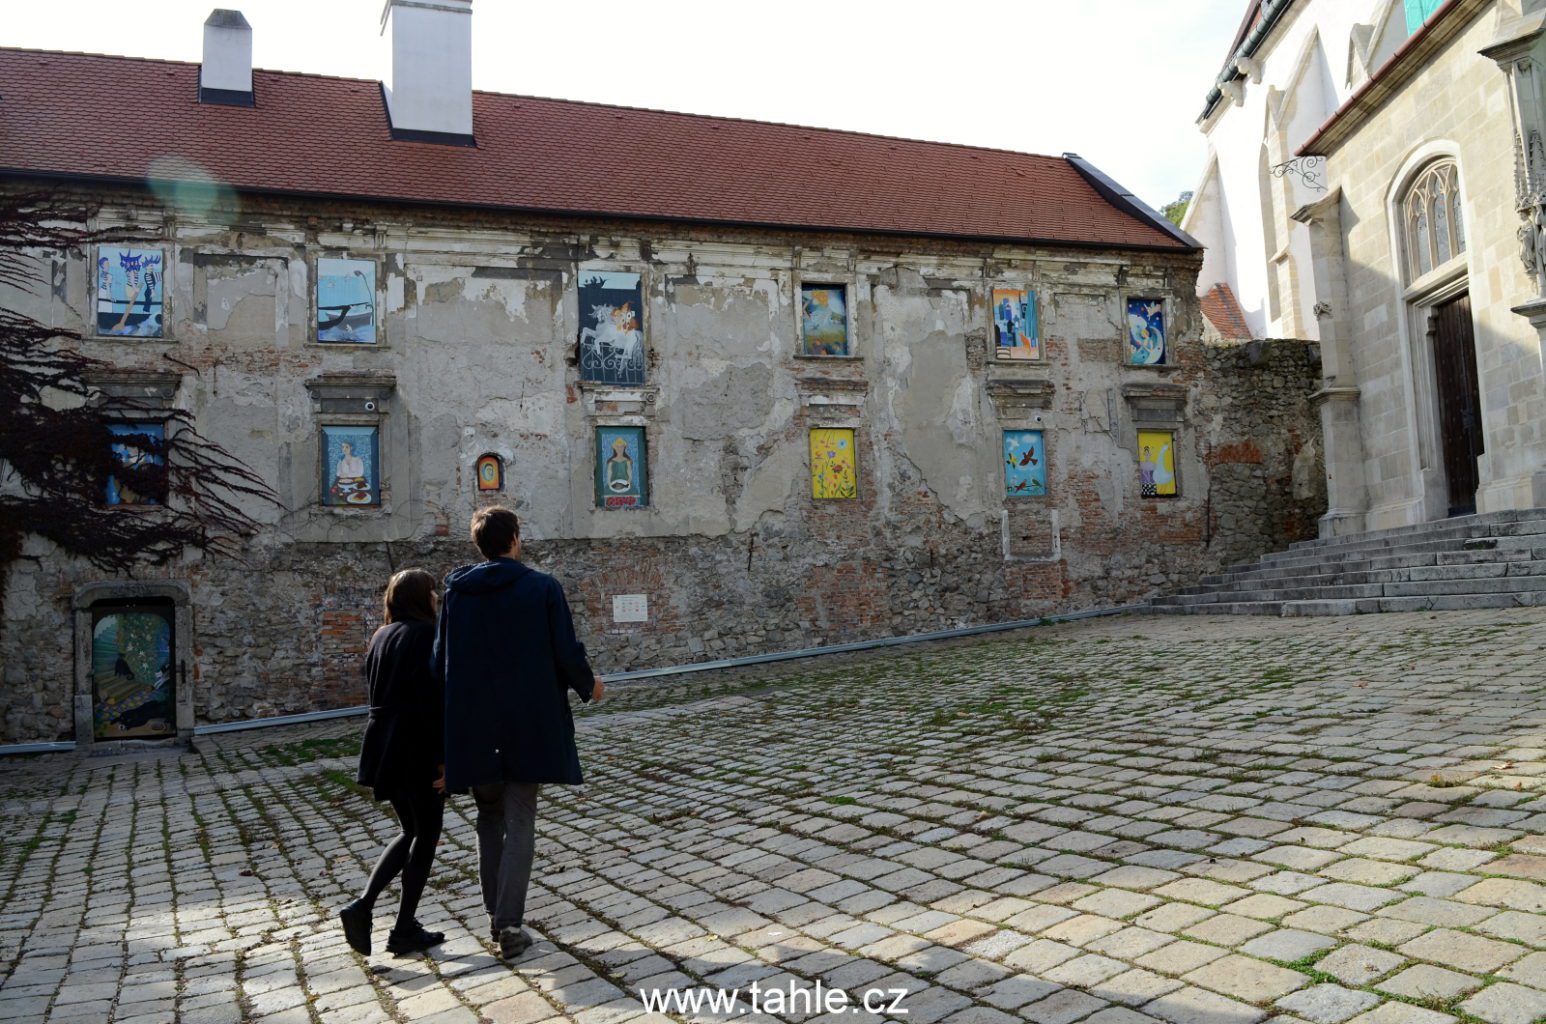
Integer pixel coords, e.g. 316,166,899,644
0,191,1323,742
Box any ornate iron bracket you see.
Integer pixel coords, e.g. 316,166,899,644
1270,155,1328,192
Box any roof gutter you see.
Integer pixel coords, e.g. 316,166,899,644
1063,154,1201,251
1199,0,1296,122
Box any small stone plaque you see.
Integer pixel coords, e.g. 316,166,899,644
612,594,648,623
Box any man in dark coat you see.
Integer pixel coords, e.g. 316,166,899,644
435,506,603,960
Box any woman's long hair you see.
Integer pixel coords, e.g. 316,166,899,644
382,568,437,625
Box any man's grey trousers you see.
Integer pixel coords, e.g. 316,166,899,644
471,782,540,932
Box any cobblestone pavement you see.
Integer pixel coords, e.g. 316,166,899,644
4,609,1546,1024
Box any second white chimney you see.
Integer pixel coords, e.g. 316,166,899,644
200,9,253,104
380,0,473,141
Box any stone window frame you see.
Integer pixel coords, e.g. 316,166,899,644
1119,291,1175,370
84,369,181,510
72,580,195,751
89,241,173,343
574,260,652,388
793,271,861,361
988,279,1044,363
309,250,386,348
589,417,655,513
986,379,1056,503
304,374,397,513
1397,160,1465,283
1122,381,1187,500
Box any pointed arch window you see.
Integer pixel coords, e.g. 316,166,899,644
1402,162,1465,280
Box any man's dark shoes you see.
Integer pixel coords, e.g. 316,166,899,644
387,921,445,955
497,926,533,960
339,899,372,956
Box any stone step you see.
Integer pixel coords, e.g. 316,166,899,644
1284,507,1546,552
1226,529,1546,575
1182,556,1546,596
1158,572,1546,607
1273,516,1546,560
1155,590,1546,616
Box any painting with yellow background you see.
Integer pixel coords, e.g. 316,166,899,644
1137,429,1177,497
809,428,858,499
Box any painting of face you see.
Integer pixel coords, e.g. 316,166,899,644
317,258,376,343
809,428,858,499
476,454,503,492
596,426,648,508
322,425,379,505
105,422,165,506
578,272,646,384
801,284,849,356
1127,298,1166,365
1002,430,1047,497
1138,429,1177,497
993,288,1039,360
96,247,164,337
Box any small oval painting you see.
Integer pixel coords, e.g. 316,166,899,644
476,454,503,492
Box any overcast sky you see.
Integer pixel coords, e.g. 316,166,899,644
4,1,1242,210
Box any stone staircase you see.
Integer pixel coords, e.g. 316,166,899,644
1152,508,1546,616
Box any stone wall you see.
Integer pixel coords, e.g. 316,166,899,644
1,187,1324,743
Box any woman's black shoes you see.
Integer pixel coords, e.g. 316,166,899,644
339,900,372,955
387,921,445,955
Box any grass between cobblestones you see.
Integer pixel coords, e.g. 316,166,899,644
1,608,1545,1023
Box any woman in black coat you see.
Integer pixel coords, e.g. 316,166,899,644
338,569,447,956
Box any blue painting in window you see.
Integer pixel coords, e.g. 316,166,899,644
1127,298,1166,365
317,258,376,343
106,423,166,505
1003,430,1046,497
322,425,380,506
96,247,164,337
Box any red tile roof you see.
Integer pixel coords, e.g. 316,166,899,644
0,48,1189,251
1200,283,1253,340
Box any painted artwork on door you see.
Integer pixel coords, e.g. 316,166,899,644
106,422,166,506
801,284,849,356
322,425,380,506
317,258,377,343
578,271,646,384
96,247,164,337
1002,430,1046,497
1138,429,1177,497
596,426,648,508
91,603,175,739
1127,298,1166,365
809,428,858,499
992,288,1039,360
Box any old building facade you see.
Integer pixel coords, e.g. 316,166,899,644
1186,0,1546,536
0,3,1324,746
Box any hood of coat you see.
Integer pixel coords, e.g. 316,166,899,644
445,558,531,595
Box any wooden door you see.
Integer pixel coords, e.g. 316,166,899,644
1431,294,1484,516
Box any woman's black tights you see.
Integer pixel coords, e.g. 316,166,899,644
360,785,444,930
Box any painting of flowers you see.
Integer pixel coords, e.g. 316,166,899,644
809,428,858,499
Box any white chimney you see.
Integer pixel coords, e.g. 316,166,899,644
200,9,253,105
380,0,474,141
